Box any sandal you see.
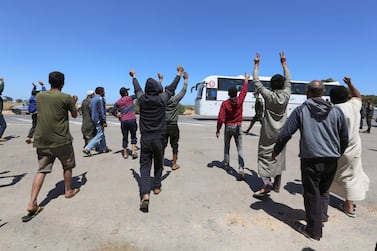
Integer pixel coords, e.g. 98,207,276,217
153,187,161,195
172,164,180,171
139,199,149,213
338,203,356,218
21,206,43,222
132,152,138,159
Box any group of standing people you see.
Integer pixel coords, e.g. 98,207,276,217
217,52,370,241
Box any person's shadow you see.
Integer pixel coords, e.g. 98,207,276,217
0,171,26,188
130,168,171,198
250,196,306,232
39,172,88,207
207,160,262,192
284,179,345,209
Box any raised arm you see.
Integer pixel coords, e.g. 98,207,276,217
174,72,189,102
38,80,46,92
343,76,362,99
280,51,291,90
129,70,144,99
252,53,260,81
158,73,164,83
162,66,184,102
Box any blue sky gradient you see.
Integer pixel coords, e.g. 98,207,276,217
1,0,376,105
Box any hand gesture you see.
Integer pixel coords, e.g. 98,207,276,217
271,152,277,161
244,73,250,80
32,82,37,88
38,80,44,86
129,70,136,78
254,53,260,65
280,51,286,64
343,76,351,85
72,95,78,103
158,73,164,82
183,72,189,80
177,66,184,75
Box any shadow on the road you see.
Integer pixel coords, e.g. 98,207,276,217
207,160,262,192
0,172,26,188
130,168,171,198
39,172,88,207
0,219,8,228
0,135,19,142
250,196,306,231
284,179,345,209
368,148,377,152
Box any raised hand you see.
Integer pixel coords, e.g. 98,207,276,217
129,70,136,78
183,72,188,80
158,73,164,82
254,53,260,65
280,51,286,64
177,66,184,75
343,76,351,85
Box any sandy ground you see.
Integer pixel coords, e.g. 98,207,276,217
0,114,376,251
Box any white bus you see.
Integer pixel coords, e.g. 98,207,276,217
192,75,340,118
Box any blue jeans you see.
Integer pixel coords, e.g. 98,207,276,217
223,125,244,170
85,124,107,152
0,113,7,138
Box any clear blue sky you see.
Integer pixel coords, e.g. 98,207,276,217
1,0,376,105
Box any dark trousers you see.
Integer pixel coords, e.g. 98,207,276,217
164,123,179,153
139,136,164,196
245,116,261,132
301,157,338,239
0,113,6,138
120,119,137,148
27,113,37,138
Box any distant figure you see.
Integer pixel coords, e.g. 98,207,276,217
244,91,264,134
359,102,366,130
0,77,7,142
111,87,138,159
272,80,348,241
363,100,374,133
216,73,249,181
330,77,370,218
160,71,189,170
81,90,96,147
252,52,291,196
130,66,183,213
83,87,111,155
22,71,80,222
26,81,46,144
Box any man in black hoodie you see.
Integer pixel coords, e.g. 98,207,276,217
129,66,184,212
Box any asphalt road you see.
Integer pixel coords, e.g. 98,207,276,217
0,114,376,251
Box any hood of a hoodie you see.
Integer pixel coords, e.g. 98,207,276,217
145,78,163,95
304,98,332,119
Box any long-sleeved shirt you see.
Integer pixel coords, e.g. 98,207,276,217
133,75,180,138
165,80,188,123
28,86,47,113
216,79,248,133
90,95,106,125
274,97,349,159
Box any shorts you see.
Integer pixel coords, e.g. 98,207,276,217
37,143,76,173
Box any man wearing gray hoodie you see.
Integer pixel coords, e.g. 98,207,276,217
272,80,348,241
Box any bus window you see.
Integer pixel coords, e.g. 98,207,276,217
206,88,217,100
324,84,336,96
291,83,307,94
196,83,204,100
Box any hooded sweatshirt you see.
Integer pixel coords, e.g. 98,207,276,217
216,79,248,133
133,75,180,138
274,98,348,159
